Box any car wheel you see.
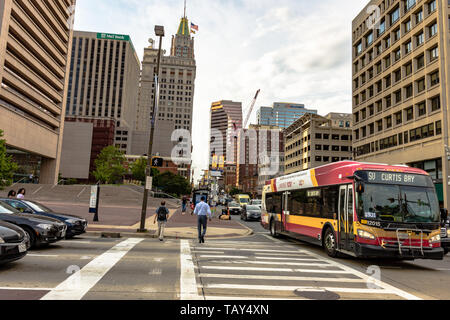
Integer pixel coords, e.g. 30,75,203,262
270,219,278,238
444,248,449,255
324,228,338,258
22,226,36,249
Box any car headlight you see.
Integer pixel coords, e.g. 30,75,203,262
357,229,376,240
430,234,441,243
37,224,53,231
0,237,4,244
66,219,78,224
447,229,450,237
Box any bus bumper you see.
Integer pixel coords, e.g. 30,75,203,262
354,243,445,260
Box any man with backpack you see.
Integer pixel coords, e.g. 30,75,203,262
154,201,170,241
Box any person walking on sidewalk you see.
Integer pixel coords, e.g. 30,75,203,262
181,196,188,215
154,201,169,241
193,196,212,244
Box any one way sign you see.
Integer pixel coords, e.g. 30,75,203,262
151,157,163,168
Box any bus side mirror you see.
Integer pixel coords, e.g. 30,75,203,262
356,182,365,194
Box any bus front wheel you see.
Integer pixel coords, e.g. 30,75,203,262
324,228,338,258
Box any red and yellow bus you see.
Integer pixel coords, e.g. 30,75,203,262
261,161,444,260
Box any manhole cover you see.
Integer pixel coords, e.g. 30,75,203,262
294,289,340,300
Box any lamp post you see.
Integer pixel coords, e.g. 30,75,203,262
138,25,165,233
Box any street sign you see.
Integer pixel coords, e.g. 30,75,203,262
152,157,163,167
146,176,153,190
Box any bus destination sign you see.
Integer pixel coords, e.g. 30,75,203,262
359,171,432,187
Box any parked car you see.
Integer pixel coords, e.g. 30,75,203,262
0,201,66,248
441,208,449,255
227,202,242,215
0,221,28,265
241,205,262,221
1,199,87,239
250,199,262,209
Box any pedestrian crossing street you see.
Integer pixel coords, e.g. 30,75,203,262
188,237,421,300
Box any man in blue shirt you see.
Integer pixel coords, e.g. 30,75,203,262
193,196,212,243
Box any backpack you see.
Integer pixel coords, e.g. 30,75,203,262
157,207,169,221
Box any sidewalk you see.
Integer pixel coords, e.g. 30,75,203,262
39,201,253,239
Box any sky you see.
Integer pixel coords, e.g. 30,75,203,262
73,0,370,182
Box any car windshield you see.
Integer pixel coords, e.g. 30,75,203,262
240,198,249,203
0,201,19,214
252,200,262,204
246,206,260,211
230,202,240,207
23,201,53,212
356,184,440,223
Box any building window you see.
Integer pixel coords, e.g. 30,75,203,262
377,120,383,132
417,78,426,92
394,28,401,42
395,90,402,103
416,32,424,46
386,116,392,129
394,69,402,82
429,22,438,37
417,102,426,116
416,10,423,24
430,71,440,86
430,46,439,61
405,41,412,54
394,48,401,61
431,96,440,111
417,54,425,69
395,111,402,125
405,84,413,99
405,62,412,76
406,106,414,121
391,7,400,24
405,19,412,33
428,0,436,13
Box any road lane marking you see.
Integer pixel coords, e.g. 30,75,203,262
199,274,366,283
204,296,306,300
27,254,59,258
191,251,225,254
255,256,321,262
204,284,393,295
192,247,304,254
199,255,250,259
200,266,351,274
211,260,332,267
40,238,143,300
0,287,53,291
180,240,201,300
266,233,422,300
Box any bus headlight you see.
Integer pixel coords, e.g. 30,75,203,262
430,234,441,243
357,229,376,240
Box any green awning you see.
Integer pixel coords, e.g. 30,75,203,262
435,183,444,202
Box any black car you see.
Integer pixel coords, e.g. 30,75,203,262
1,199,87,239
241,205,262,221
0,221,28,264
441,209,449,255
0,201,66,248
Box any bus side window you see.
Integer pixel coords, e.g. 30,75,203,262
265,195,273,213
323,186,339,219
290,190,307,215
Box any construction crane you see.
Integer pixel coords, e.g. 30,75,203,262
242,89,261,129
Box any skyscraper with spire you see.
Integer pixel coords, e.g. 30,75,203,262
132,5,196,177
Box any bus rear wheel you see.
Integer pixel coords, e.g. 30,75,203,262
270,219,278,238
324,228,338,258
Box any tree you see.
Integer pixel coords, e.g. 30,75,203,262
154,171,191,196
229,187,243,197
0,129,18,189
92,146,126,184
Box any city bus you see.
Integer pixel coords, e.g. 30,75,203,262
261,161,444,260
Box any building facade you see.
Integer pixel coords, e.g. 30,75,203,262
132,15,196,160
352,0,450,205
65,31,140,155
285,113,353,174
257,102,318,129
0,0,76,184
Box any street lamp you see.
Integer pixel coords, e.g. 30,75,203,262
138,25,165,233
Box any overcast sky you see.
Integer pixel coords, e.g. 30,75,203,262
73,0,370,182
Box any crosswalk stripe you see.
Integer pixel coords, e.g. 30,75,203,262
204,284,391,294
41,238,143,300
200,266,351,274
199,274,366,283
255,256,321,262
212,260,332,267
0,287,53,291
180,240,201,300
199,255,249,259
193,247,305,254
192,251,225,254
204,296,307,300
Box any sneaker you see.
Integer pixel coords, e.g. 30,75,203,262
160,239,163,241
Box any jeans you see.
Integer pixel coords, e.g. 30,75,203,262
182,203,187,212
197,215,208,240
157,221,166,240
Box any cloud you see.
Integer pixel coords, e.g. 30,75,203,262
73,0,369,182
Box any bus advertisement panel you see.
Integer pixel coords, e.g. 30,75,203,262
261,161,444,260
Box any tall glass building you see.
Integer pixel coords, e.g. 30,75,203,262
257,103,317,129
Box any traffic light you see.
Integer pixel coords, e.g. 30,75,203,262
151,157,163,168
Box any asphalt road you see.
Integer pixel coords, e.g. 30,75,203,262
0,215,449,300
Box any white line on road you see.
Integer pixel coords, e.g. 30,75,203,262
193,247,305,254
27,254,59,258
204,296,307,300
199,255,250,259
0,287,53,291
180,240,201,300
213,260,332,267
255,256,321,262
199,274,366,283
40,238,143,300
200,266,351,274
76,187,86,198
191,251,225,254
204,284,393,295
32,186,43,195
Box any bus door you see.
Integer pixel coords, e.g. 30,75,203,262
338,185,355,251
281,192,291,232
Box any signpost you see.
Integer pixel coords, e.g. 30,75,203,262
89,184,100,222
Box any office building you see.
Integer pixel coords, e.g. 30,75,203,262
285,113,353,174
352,0,450,204
257,102,318,129
64,31,140,155
0,0,76,184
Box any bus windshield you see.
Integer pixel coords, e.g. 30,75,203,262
356,184,440,223
240,198,249,203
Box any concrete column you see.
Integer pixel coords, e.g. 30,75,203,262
39,158,59,185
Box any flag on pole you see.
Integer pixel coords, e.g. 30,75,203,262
191,22,199,32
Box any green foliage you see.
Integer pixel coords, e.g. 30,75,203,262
229,187,243,196
0,130,18,189
92,146,126,184
130,157,147,182
154,171,192,196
